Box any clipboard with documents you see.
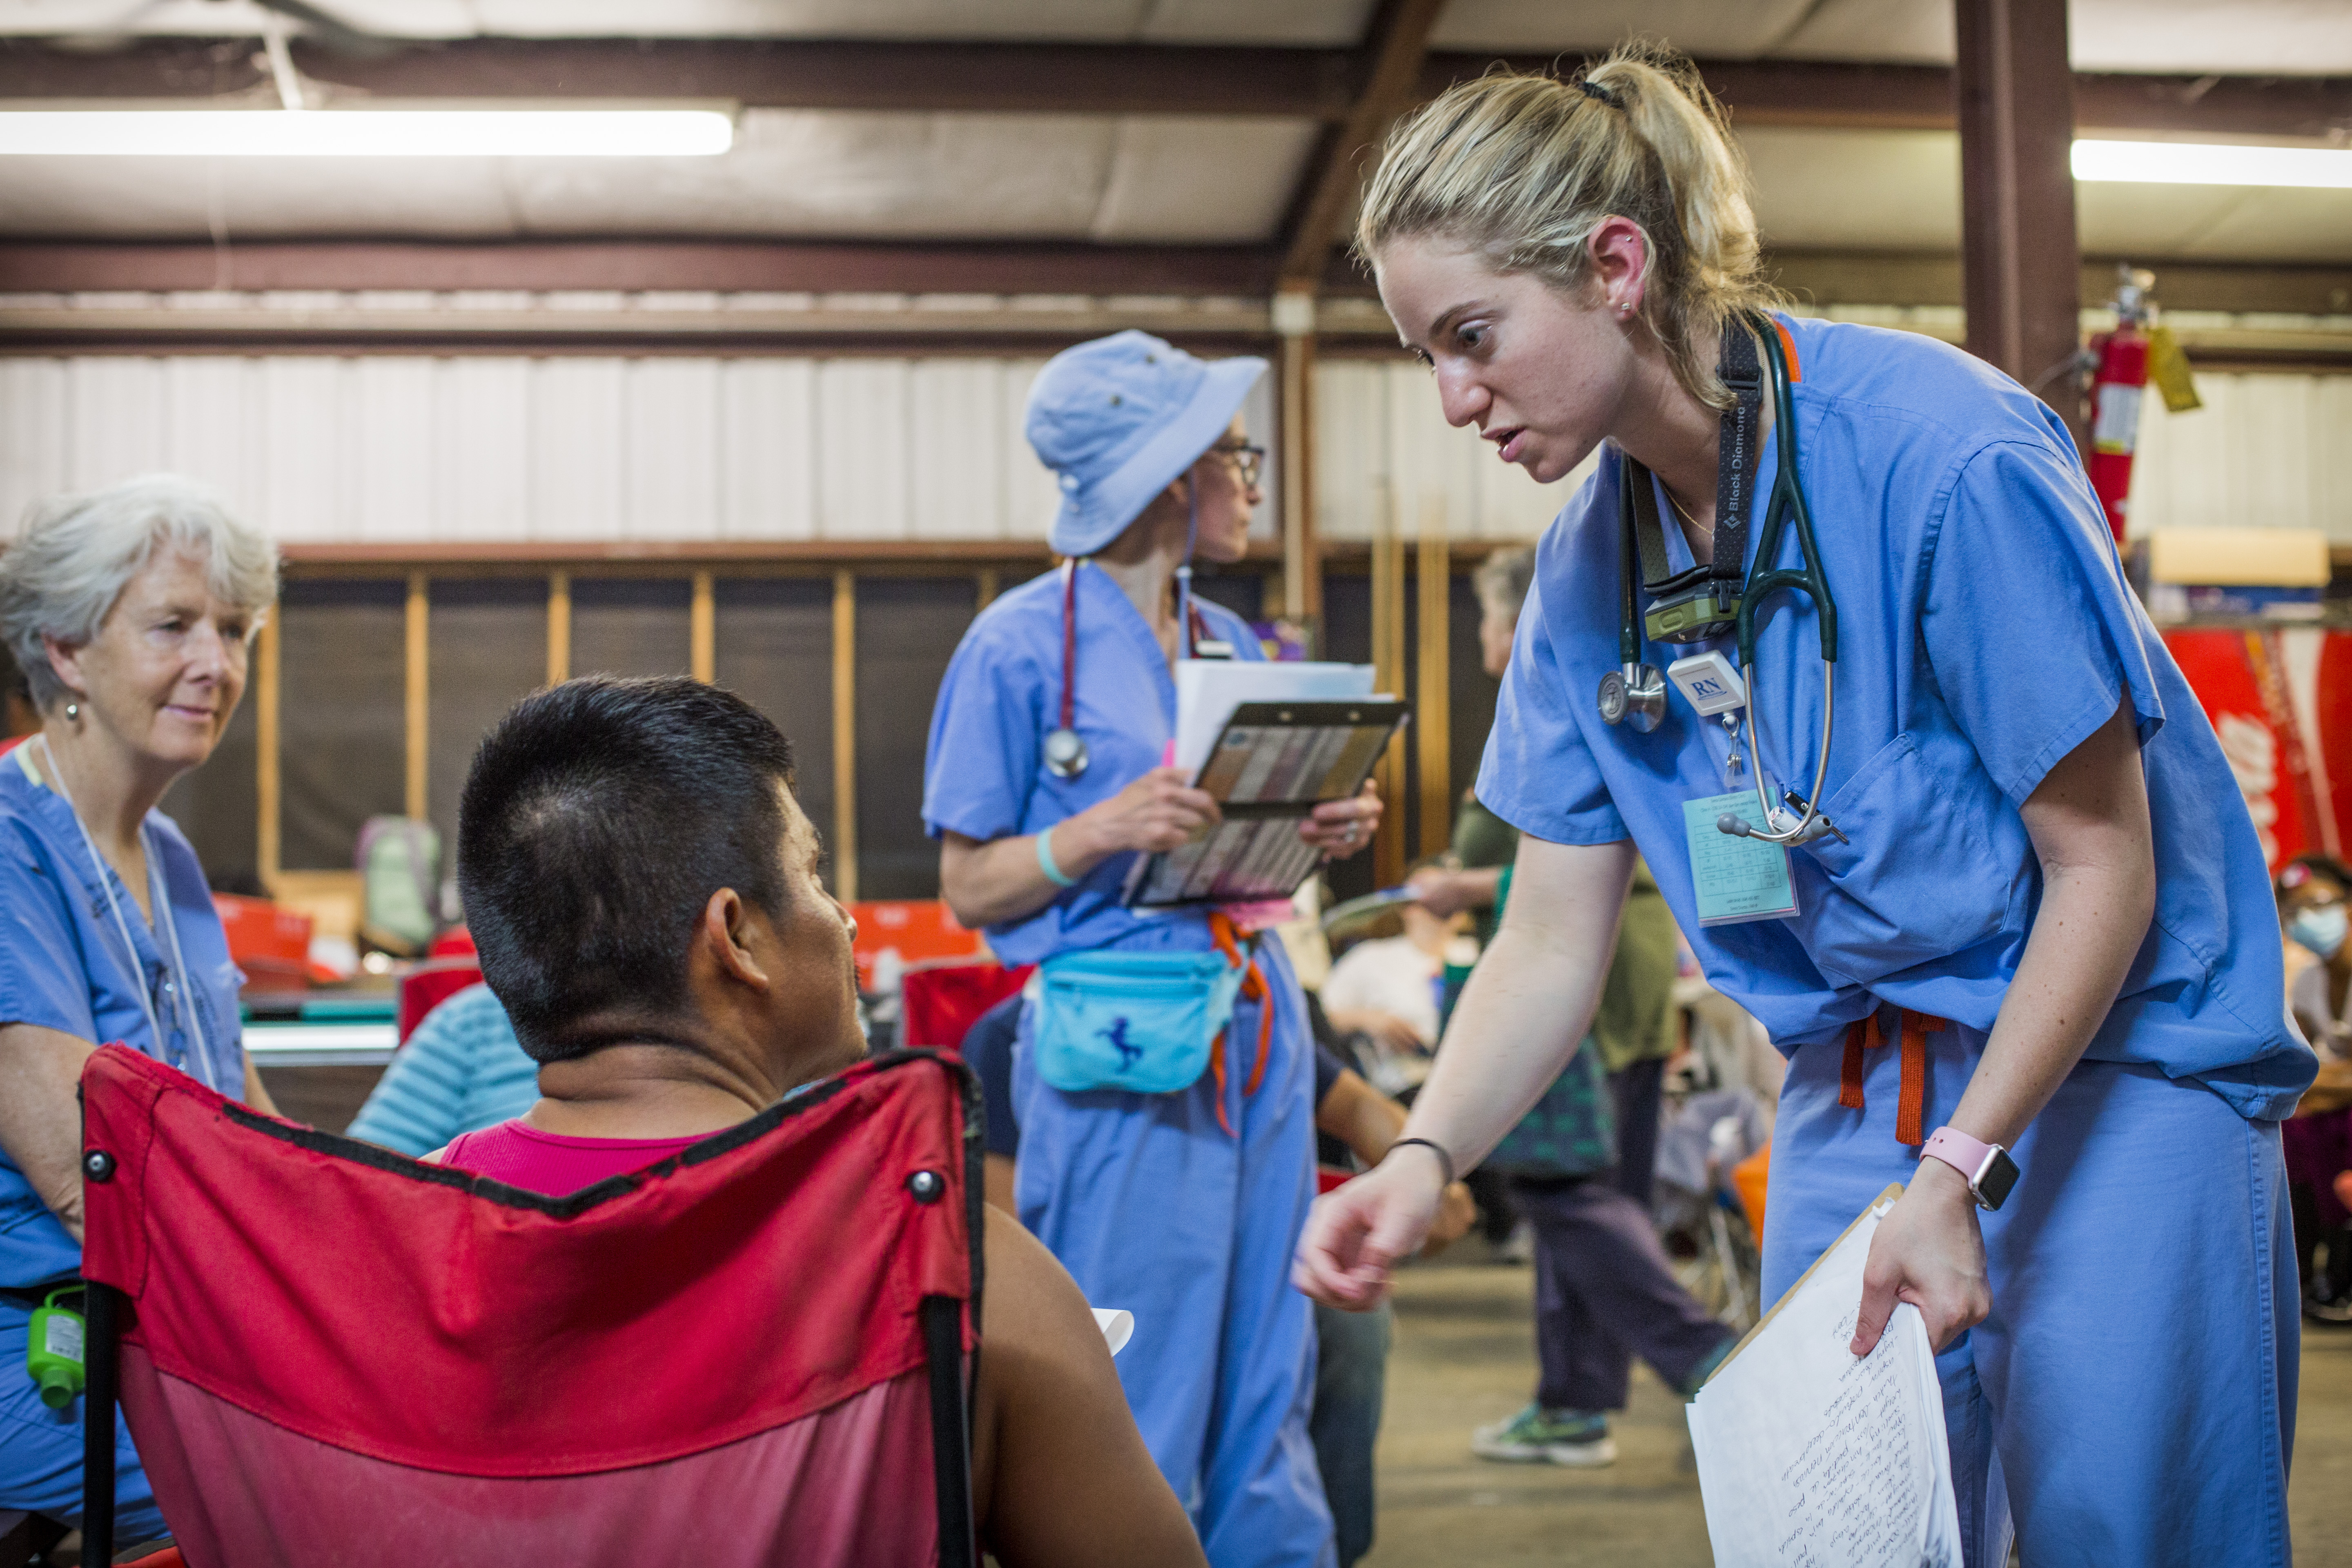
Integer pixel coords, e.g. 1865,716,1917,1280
1125,697,1407,910
1686,1183,2000,1568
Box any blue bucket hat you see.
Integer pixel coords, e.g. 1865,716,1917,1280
1025,330,1269,558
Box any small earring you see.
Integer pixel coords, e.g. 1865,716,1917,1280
63,702,78,720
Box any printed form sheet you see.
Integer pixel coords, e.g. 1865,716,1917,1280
1687,1186,1966,1568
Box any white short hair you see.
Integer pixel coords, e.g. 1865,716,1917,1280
0,474,279,709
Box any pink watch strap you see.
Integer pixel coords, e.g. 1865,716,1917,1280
1921,1126,1996,1187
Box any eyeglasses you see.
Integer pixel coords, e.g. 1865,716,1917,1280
1212,442,1267,488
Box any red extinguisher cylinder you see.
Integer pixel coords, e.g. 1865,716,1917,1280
2087,326,2150,542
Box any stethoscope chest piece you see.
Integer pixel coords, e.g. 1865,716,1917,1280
1598,662,1667,733
1043,726,1090,780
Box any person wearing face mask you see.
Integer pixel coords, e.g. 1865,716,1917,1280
2277,856,2352,1322
0,475,282,1550
923,332,1381,1568
1292,45,2315,1568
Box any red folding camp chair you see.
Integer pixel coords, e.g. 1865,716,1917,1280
76,1044,983,1568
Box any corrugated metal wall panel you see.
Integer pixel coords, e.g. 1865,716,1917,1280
817,359,911,539
355,358,436,543
625,358,722,540
68,357,166,492
910,359,1007,539
530,357,626,541
437,357,532,539
0,359,68,529
998,357,1056,539
719,359,816,540
3,352,2340,547
2129,371,2352,540
257,358,343,542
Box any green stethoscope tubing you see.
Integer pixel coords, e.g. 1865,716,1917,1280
1733,314,1839,845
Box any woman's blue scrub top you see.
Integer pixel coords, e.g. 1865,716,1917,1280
922,564,1265,964
0,745,247,1287
1479,314,2315,1122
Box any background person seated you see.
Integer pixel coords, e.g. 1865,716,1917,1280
432,675,1206,1568
345,982,537,1156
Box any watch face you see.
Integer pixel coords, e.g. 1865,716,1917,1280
1976,1149,2021,1211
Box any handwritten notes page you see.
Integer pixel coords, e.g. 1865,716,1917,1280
1687,1189,1962,1568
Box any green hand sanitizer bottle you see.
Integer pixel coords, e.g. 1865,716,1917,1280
26,1287,85,1410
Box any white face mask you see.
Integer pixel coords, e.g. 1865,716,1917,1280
2290,904,2348,960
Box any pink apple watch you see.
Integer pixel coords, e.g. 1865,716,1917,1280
1921,1127,2020,1211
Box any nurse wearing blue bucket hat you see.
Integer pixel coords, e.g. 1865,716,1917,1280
924,330,1377,1566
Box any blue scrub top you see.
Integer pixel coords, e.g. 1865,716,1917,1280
0,744,247,1287
922,562,1264,965
1478,314,2315,1122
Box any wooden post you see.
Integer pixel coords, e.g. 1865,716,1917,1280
1369,483,1408,886
831,570,859,902
403,572,428,822
977,567,1000,610
690,569,715,683
1414,499,1451,862
546,570,571,686
255,608,280,890
1276,298,1323,631
1956,0,2085,448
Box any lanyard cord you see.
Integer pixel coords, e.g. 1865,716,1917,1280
1626,321,1766,598
36,737,222,1096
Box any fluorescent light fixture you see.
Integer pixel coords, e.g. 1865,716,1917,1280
0,109,734,157
2072,138,2352,189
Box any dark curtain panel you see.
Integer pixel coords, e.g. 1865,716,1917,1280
1317,573,1376,904
427,578,547,882
855,577,977,901
1450,572,1501,829
713,578,837,890
158,682,258,889
572,577,692,680
1189,564,1263,626
279,579,406,871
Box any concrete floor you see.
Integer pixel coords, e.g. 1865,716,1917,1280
1359,1253,2352,1567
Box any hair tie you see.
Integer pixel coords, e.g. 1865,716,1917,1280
1579,78,1622,109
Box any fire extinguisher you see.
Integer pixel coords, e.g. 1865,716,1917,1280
2084,267,2155,544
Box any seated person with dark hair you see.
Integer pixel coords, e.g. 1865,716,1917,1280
432,675,1205,1568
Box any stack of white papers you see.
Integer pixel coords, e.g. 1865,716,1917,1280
1172,659,1376,777
1687,1185,1973,1568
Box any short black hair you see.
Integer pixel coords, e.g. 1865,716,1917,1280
458,676,800,1063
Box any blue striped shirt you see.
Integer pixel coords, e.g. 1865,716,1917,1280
345,984,539,1156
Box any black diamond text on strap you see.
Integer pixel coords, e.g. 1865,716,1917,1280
1711,318,1764,590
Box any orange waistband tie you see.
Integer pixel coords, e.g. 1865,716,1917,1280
1838,1007,1946,1147
1207,911,1274,1137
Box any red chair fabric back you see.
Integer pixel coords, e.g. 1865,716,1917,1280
78,1045,981,1568
901,962,1033,1051
395,958,485,1043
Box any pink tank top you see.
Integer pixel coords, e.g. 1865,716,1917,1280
441,1120,709,1196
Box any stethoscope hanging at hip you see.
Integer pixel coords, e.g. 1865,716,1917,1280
1597,312,1844,848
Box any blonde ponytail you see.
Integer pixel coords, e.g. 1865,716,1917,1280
1357,42,1782,409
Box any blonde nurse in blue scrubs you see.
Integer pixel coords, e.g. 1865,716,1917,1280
1294,46,2313,1568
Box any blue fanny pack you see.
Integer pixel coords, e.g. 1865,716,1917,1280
1031,947,1246,1095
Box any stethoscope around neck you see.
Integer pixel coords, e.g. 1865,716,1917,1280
1599,314,1842,848
36,733,225,1095
1041,484,1220,782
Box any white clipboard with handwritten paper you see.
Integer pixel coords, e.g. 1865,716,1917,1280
1686,1184,1978,1568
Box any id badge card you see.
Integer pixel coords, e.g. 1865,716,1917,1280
1683,791,1799,927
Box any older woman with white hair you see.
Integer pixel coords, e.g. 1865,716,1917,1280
0,473,279,1546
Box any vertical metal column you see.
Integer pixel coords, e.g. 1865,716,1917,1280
1276,291,1323,632
1955,0,2086,448
831,570,859,902
403,572,429,821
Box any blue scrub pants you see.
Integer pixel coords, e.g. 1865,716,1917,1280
0,1299,167,1542
1014,939,1336,1568
1767,1020,2297,1568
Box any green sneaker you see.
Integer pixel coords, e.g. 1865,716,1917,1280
1470,1403,1616,1467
